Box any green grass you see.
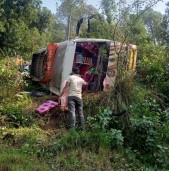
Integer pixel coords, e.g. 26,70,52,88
51,148,112,171
0,148,50,171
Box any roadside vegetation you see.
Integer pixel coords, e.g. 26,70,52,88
0,0,169,170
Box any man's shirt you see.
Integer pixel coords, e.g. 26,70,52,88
67,75,87,99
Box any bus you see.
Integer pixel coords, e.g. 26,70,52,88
30,38,137,96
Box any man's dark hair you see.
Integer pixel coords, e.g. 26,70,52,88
72,67,80,74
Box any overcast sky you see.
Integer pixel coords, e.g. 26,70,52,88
42,0,168,14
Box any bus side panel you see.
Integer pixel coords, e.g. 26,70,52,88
49,41,68,95
61,40,76,89
40,43,58,83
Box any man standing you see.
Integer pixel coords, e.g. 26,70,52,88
60,67,87,130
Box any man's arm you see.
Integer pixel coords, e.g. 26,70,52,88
83,78,88,85
80,77,88,86
84,81,88,85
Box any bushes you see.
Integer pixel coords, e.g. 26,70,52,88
0,58,24,101
127,117,160,157
84,80,169,169
0,58,34,127
137,45,169,100
126,83,169,168
125,117,169,168
0,105,33,127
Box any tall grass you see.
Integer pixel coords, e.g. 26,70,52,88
0,147,50,171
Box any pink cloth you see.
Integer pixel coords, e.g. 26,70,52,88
60,80,68,110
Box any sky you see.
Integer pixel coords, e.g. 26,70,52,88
42,0,168,14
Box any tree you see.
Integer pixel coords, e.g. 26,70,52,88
0,0,55,57
57,0,85,39
161,1,169,47
2,0,42,25
31,7,53,32
80,19,114,39
141,8,163,45
48,17,66,42
100,0,116,24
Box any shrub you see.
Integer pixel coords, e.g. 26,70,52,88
0,93,34,127
0,105,33,127
0,58,24,100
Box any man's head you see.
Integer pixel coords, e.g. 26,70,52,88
72,67,80,75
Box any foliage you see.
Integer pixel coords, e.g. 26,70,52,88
136,42,169,99
80,20,116,39
0,59,34,127
57,0,85,39
126,83,169,168
161,2,169,47
125,116,169,168
0,105,33,127
127,17,148,45
84,80,169,169
0,0,56,58
38,129,123,158
0,147,50,171
100,0,116,24
141,8,163,44
87,108,112,130
0,58,24,101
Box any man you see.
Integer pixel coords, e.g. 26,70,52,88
60,67,88,130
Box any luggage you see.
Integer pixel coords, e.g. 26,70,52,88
36,100,59,116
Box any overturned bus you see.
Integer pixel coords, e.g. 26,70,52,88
30,38,137,96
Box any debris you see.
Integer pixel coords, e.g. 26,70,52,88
30,91,46,97
36,100,59,116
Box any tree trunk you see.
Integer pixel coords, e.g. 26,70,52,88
67,9,72,40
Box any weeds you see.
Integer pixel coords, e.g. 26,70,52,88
0,147,51,171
